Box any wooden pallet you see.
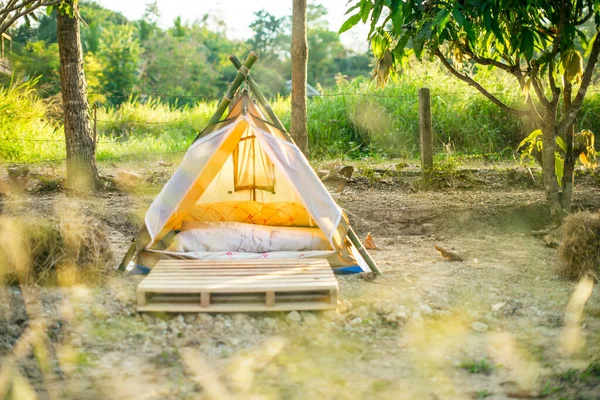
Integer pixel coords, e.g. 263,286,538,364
136,259,338,312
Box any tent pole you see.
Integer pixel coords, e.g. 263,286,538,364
208,52,259,126
117,241,136,272
229,54,293,142
347,227,382,275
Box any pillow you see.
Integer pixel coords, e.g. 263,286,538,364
259,201,315,227
169,221,330,253
184,201,262,225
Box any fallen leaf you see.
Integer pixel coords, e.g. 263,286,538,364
434,245,463,261
363,232,380,250
337,165,354,179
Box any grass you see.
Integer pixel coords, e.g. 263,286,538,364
459,358,496,375
2,59,600,163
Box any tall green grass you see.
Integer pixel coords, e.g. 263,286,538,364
2,61,600,163
0,80,64,162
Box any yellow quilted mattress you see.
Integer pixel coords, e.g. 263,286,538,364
182,201,316,227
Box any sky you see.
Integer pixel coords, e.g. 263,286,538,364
96,0,370,52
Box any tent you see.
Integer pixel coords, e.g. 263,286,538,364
118,52,380,276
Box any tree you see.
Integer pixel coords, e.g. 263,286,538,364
57,0,100,189
97,24,140,103
342,0,600,218
291,0,309,155
0,0,61,34
248,9,289,60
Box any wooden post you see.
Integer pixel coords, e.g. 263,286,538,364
419,88,433,175
93,103,97,150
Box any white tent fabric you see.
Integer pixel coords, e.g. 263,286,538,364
145,115,344,249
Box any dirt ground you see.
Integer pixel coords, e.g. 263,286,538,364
1,160,600,400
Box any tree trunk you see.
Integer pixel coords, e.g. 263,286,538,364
561,78,575,212
541,121,564,219
57,1,101,190
291,0,309,156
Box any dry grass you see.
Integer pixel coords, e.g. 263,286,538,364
558,211,600,281
0,215,114,286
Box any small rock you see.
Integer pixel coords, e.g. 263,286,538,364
385,310,408,323
286,311,302,323
241,323,254,334
375,302,395,315
427,292,450,310
196,313,214,325
156,321,168,331
175,314,185,325
491,302,506,312
262,317,277,329
349,317,363,326
352,306,370,319
419,304,433,315
184,314,197,324
471,322,489,333
141,313,155,325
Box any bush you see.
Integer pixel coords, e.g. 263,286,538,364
0,215,114,286
558,211,600,281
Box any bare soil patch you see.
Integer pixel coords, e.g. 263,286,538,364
1,162,600,399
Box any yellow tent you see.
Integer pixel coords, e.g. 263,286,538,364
119,53,380,275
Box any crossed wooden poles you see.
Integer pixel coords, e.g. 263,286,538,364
118,52,382,276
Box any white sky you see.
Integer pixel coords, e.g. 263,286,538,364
96,0,370,52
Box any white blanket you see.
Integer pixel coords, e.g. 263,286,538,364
168,221,331,253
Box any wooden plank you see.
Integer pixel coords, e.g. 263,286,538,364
140,282,337,292
265,291,275,307
155,259,329,265
138,301,335,313
201,292,210,308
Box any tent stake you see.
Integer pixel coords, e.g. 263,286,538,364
208,52,259,126
229,54,292,140
347,227,382,275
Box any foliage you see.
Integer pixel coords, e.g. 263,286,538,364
97,24,141,103
342,0,600,214
6,1,372,104
518,128,597,187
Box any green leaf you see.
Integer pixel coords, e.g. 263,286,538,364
345,2,361,15
339,13,362,34
522,29,534,61
46,5,54,16
518,129,542,149
361,2,373,23
433,9,450,33
556,136,567,153
391,8,404,33
413,34,425,59
451,8,467,28
393,31,411,57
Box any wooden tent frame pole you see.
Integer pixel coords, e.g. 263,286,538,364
347,227,383,275
229,54,291,140
208,52,259,126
